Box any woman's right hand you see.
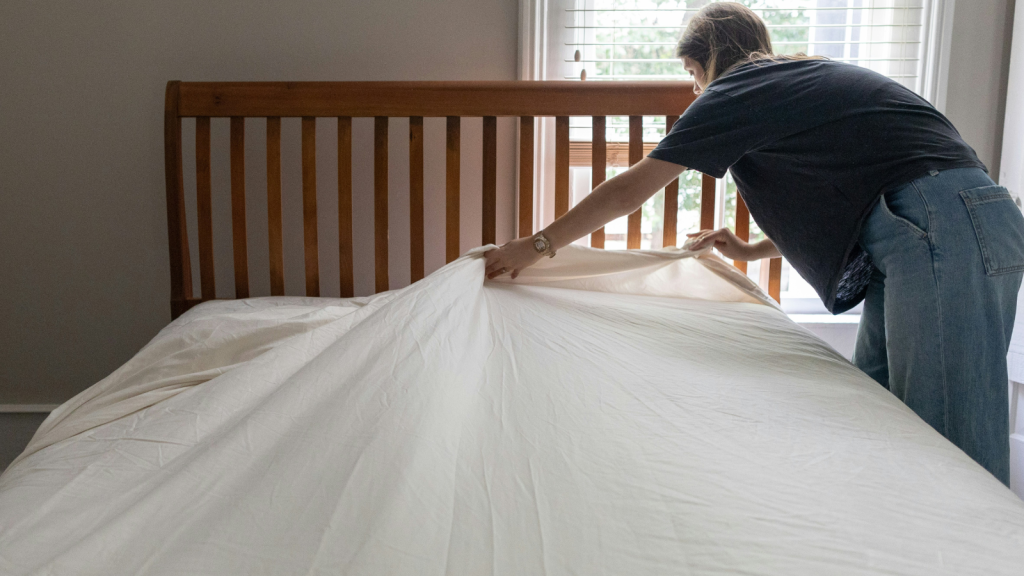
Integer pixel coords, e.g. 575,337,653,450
686,228,759,261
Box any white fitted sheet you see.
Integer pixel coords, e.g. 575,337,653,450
1,244,1023,575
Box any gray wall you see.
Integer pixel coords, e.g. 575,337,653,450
0,0,519,405
0,414,48,473
945,0,1017,176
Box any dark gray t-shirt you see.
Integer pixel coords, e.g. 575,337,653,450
648,58,985,313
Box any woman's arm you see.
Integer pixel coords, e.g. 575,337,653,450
542,157,687,252
483,157,686,279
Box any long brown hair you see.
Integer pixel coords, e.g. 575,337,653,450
675,2,823,85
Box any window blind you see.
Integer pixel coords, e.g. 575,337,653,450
565,0,926,93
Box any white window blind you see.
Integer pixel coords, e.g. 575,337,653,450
565,0,927,93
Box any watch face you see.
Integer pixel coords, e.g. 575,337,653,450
533,239,546,252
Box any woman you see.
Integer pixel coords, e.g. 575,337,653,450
484,2,1024,485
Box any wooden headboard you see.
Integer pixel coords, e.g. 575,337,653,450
164,81,782,319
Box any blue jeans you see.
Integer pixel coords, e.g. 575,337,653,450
854,167,1024,485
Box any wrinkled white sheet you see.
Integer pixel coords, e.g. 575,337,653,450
2,244,1023,575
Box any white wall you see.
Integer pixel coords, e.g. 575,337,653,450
0,0,520,404
945,0,1017,175
1000,0,1024,500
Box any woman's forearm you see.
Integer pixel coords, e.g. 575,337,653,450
541,175,635,251
746,238,782,260
541,157,686,251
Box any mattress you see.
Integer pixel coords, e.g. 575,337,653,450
1,244,1023,575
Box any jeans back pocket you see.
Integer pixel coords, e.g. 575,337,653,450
960,185,1024,275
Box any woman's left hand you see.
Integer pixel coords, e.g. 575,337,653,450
686,227,757,261
483,238,543,280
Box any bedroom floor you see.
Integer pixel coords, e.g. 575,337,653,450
0,414,47,471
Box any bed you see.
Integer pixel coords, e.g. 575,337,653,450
1,81,1023,575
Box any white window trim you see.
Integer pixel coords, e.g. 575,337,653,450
920,0,957,113
999,0,1023,195
518,0,549,82
518,0,569,233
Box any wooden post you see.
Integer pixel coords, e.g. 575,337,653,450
591,116,606,248
164,81,192,318
230,117,249,299
627,115,643,249
301,117,320,297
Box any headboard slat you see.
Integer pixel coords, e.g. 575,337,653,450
735,195,750,274
164,81,193,317
195,117,215,299
590,116,606,249
555,116,570,219
337,117,354,298
374,117,389,293
627,116,643,250
700,173,716,231
762,257,783,302
229,117,249,299
517,116,534,239
301,117,320,297
482,116,497,246
663,115,680,248
445,116,461,263
409,116,425,283
267,117,285,296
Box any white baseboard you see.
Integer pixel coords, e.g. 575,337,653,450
0,404,58,413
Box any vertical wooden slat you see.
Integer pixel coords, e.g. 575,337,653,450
230,117,249,299
700,173,716,231
164,81,193,318
770,257,783,303
662,115,679,248
374,116,389,293
760,257,783,303
266,117,284,296
446,116,461,263
591,116,606,248
301,117,320,297
409,116,425,283
338,117,354,297
518,116,534,238
195,117,215,299
734,193,750,274
555,116,570,219
482,116,497,245
627,115,643,249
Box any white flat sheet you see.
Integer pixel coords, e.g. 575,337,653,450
2,245,1023,575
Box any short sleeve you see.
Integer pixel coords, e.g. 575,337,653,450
647,89,767,178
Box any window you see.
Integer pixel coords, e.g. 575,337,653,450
565,0,929,92
521,0,950,315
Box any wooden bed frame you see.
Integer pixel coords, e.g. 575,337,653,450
164,81,783,319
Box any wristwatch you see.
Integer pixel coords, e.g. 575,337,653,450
532,232,557,258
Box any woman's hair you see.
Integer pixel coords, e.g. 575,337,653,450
675,2,823,85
